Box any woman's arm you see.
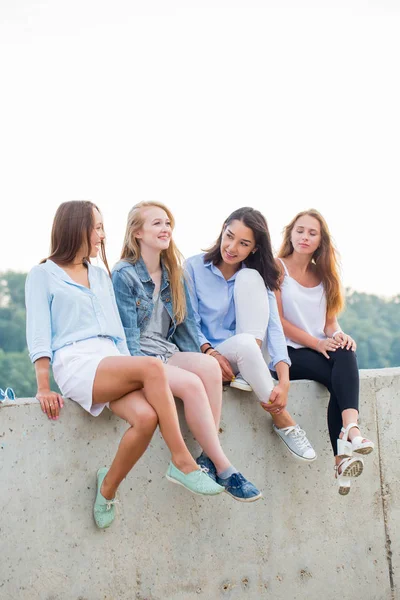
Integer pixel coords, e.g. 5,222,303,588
34,357,64,419
111,269,145,356
185,261,235,381
105,272,130,356
266,290,291,367
25,267,63,419
184,261,211,347
325,314,356,351
172,280,201,352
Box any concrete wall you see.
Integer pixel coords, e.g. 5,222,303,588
0,369,399,600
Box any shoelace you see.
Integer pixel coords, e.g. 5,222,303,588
105,498,119,511
198,466,210,474
283,426,311,451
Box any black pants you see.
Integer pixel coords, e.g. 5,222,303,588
286,346,360,455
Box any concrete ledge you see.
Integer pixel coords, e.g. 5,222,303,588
0,369,399,600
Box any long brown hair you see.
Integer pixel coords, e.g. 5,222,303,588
278,209,344,316
120,201,187,324
41,201,110,274
204,207,281,290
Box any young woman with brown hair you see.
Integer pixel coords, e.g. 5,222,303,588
275,209,374,495
112,201,261,502
185,207,316,464
25,201,224,529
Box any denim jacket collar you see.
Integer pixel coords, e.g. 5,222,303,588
135,256,170,291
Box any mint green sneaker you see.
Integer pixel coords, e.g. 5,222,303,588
166,462,224,496
93,467,118,529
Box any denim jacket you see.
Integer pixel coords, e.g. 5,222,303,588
112,257,200,356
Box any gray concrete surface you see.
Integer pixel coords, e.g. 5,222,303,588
0,369,398,600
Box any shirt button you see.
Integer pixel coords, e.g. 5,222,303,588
165,298,170,302
136,300,141,306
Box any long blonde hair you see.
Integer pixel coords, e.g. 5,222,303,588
120,201,187,323
278,209,344,317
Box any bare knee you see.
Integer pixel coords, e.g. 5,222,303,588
178,373,205,401
201,354,223,385
133,404,158,434
142,357,166,382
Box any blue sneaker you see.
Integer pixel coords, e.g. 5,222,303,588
217,472,263,502
195,452,217,482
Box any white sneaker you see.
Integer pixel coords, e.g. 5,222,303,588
230,374,253,392
273,424,317,462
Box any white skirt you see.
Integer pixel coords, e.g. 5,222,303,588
53,337,122,417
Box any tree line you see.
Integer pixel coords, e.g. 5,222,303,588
0,271,399,398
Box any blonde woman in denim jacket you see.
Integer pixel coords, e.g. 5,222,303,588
112,201,261,502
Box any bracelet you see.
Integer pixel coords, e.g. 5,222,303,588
209,350,220,357
202,345,214,354
332,329,343,339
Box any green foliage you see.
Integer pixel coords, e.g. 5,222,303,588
0,272,398,398
340,291,400,369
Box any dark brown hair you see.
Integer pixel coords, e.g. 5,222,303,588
41,200,110,274
278,209,344,316
204,206,280,290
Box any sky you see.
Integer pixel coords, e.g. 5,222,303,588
0,0,399,297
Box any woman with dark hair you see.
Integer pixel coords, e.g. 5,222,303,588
25,201,224,529
186,207,316,464
275,209,374,495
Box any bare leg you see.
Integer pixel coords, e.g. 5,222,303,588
163,361,231,473
93,355,198,474
167,352,223,428
100,390,158,500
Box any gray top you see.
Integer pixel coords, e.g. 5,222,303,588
140,290,179,360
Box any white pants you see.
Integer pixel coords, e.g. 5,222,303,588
215,268,275,403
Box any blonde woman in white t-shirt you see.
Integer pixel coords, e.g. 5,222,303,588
273,209,374,495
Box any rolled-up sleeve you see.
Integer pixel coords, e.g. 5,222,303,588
266,290,291,368
25,267,53,363
184,261,209,347
112,269,144,356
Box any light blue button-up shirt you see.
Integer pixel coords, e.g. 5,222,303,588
25,259,129,363
185,253,290,368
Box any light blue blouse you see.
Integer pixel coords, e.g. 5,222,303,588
25,260,129,363
185,253,290,368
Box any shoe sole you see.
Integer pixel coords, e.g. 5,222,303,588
274,431,317,462
341,460,364,478
337,458,364,496
230,382,253,392
353,446,374,455
166,474,223,496
338,484,351,496
223,490,263,502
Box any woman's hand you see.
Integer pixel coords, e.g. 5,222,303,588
334,331,357,351
260,382,289,414
211,352,235,383
36,390,64,420
316,338,341,359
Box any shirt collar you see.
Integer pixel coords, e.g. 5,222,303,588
44,259,94,288
204,259,245,282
